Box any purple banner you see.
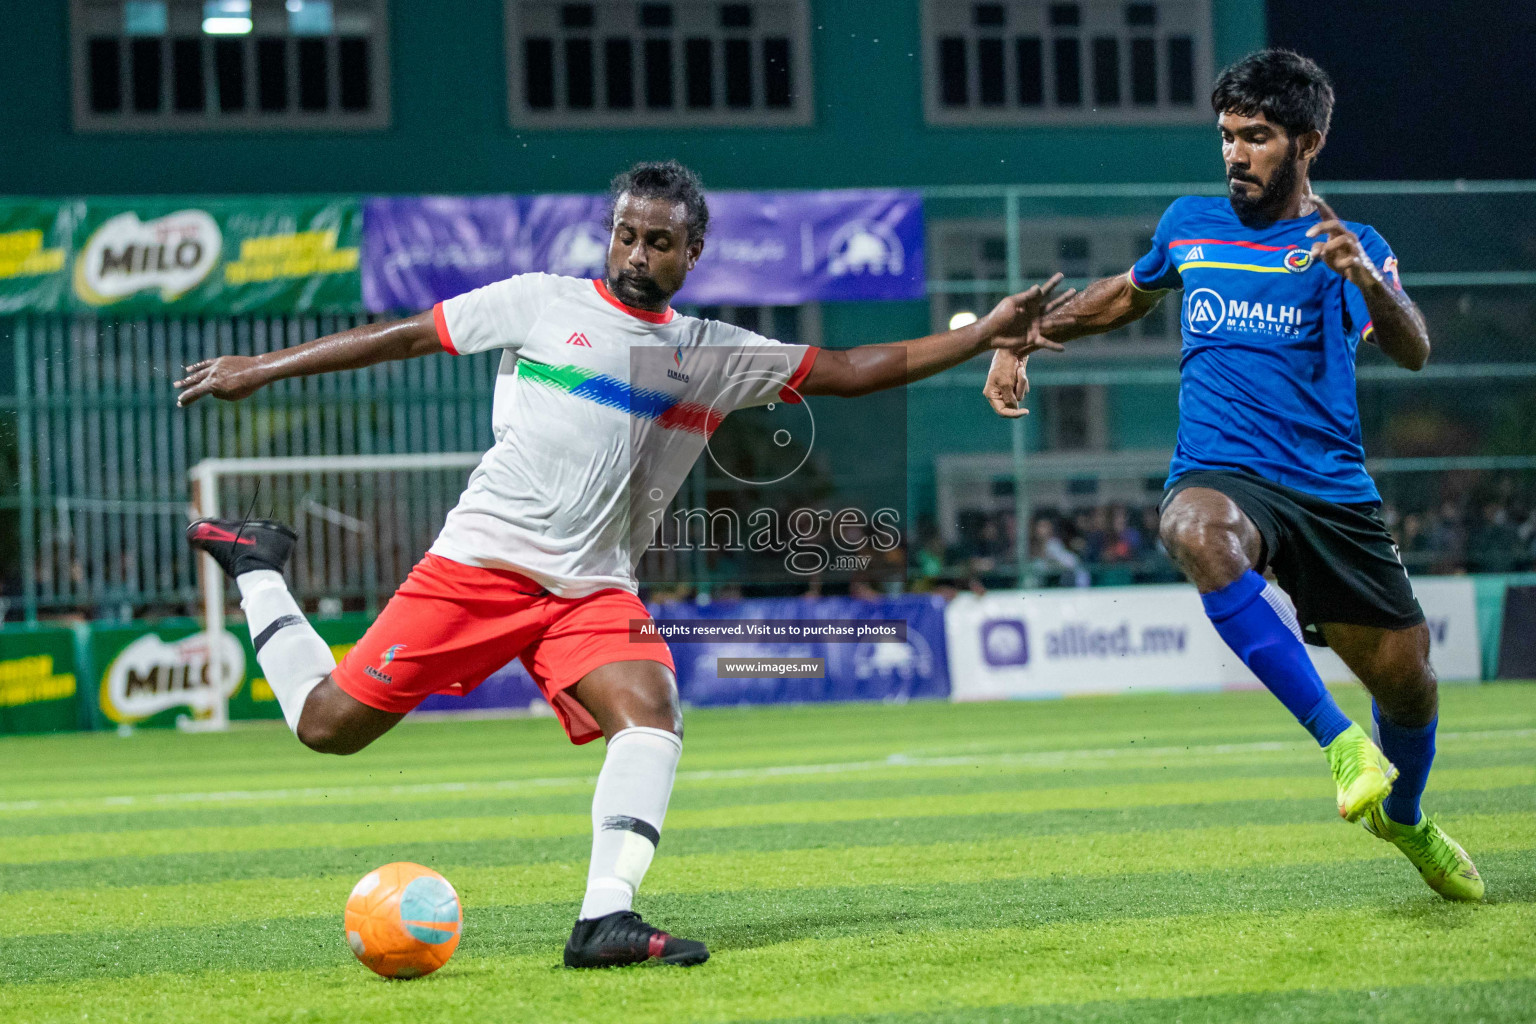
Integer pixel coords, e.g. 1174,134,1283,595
362,189,924,312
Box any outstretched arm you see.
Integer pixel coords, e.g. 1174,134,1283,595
1306,198,1430,371
801,275,1070,398
175,311,442,406
982,272,1165,418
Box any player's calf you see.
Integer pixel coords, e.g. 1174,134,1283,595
187,517,339,739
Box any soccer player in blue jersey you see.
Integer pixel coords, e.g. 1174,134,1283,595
983,49,1481,900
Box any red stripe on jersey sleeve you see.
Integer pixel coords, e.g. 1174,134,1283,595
779,346,820,404
432,302,458,355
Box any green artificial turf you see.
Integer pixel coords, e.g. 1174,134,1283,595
1,684,1533,1023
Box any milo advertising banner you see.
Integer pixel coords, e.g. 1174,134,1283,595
85,616,372,729
0,627,82,734
0,201,78,314
68,197,362,315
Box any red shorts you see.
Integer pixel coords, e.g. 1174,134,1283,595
332,553,674,744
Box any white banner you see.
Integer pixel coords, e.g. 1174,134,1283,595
946,577,1481,702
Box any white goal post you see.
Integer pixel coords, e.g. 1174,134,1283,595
186,453,484,731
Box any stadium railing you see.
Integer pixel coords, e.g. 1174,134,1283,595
1,180,1533,620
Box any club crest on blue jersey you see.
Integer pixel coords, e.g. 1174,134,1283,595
1284,250,1314,273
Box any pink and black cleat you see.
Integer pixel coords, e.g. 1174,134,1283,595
563,911,709,968
186,517,296,578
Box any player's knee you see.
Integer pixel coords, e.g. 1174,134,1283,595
1160,508,1249,585
296,712,369,755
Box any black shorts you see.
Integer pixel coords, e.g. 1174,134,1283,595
1162,470,1425,646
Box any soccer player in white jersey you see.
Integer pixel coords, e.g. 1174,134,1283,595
176,161,1065,968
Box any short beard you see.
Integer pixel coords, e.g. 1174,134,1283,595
1228,138,1301,227
609,270,668,308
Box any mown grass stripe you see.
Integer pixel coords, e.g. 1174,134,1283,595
4,685,1528,805
751,979,1536,1024
4,812,1529,939
9,740,1536,839
2,900,1530,1022
4,720,1531,819
4,764,1528,866
9,785,1531,894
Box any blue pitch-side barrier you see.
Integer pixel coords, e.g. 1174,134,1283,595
419,593,951,714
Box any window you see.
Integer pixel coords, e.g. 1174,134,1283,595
924,0,1211,124
71,0,389,130
929,217,1175,352
507,1,812,128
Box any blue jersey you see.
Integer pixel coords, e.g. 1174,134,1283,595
1132,195,1402,505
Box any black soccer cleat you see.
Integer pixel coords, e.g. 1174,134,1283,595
563,911,710,969
186,517,296,578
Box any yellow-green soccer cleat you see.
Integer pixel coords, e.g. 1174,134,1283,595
1363,806,1485,901
1324,723,1398,822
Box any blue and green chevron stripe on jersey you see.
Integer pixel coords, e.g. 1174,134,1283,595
517,360,723,435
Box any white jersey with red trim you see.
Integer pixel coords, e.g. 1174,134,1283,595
427,274,819,598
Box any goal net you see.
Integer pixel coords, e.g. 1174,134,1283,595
185,453,483,730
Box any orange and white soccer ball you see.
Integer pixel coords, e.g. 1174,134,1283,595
344,862,463,979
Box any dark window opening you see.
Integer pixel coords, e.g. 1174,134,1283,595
561,4,595,28
640,3,673,28
1167,36,1193,104
565,37,594,108
720,4,752,28
525,37,555,108
685,37,713,107
214,38,246,111
724,37,752,107
1053,37,1080,105
644,38,673,107
338,37,370,110
974,3,1005,27
978,37,1005,106
1130,36,1156,105
172,37,204,112
763,37,791,106
297,37,328,111
605,37,634,108
256,37,289,111
939,36,967,106
130,37,162,113
1092,37,1119,105
1016,36,1042,105
1125,3,1157,27
1049,4,1081,27
88,38,123,113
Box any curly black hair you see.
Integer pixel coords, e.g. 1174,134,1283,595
607,160,710,241
1212,49,1335,138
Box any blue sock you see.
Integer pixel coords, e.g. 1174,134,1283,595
1201,571,1353,747
1374,703,1435,827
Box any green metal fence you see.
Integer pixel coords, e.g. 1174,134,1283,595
3,180,1533,618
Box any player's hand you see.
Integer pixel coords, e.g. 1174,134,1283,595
982,349,1033,418
1305,198,1379,289
981,274,1073,354
174,356,269,406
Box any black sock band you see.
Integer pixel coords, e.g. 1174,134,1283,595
601,814,660,848
253,614,305,654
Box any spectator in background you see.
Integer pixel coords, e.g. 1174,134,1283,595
1426,499,1468,574
1031,516,1090,588
1074,506,1110,565
1102,505,1144,563
1468,501,1520,573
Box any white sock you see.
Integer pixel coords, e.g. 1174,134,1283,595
237,570,335,733
578,726,682,920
